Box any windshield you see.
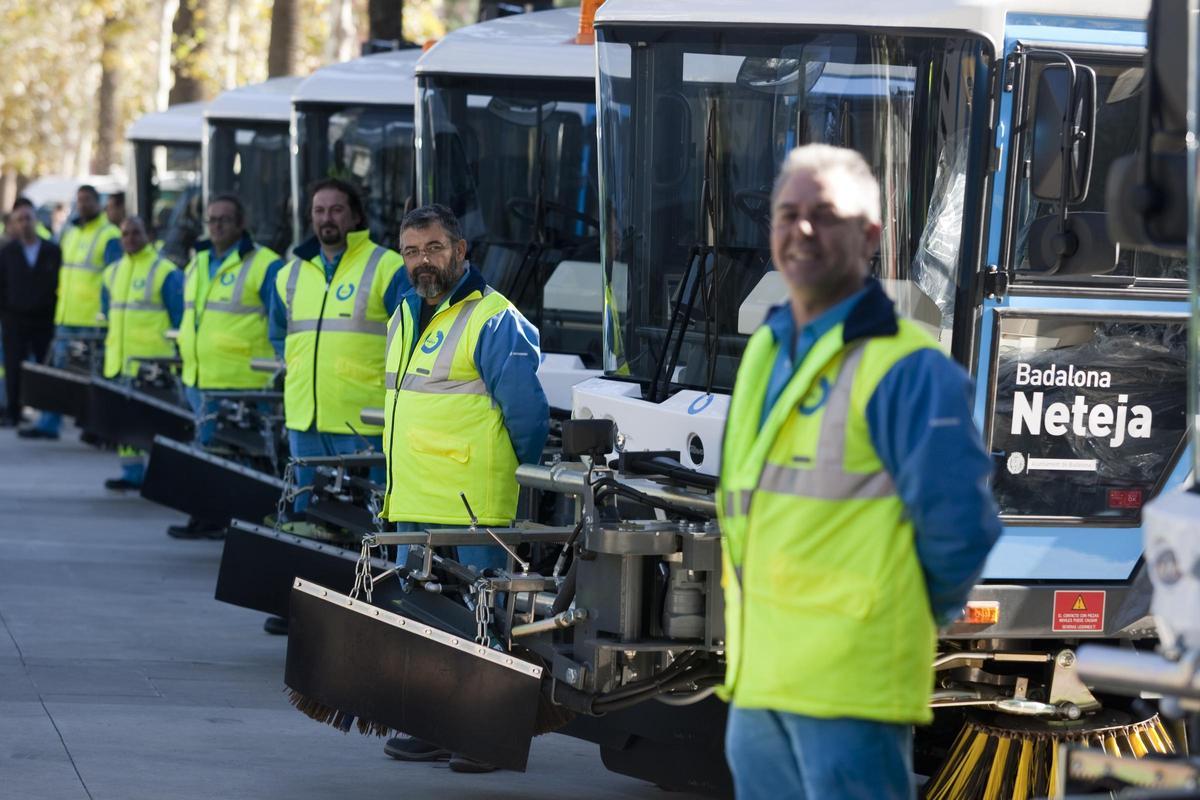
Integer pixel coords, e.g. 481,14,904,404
133,141,202,267
418,76,602,365
597,28,991,396
294,104,414,248
207,121,293,254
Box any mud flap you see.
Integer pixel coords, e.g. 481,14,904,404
86,378,194,450
19,363,91,419
566,697,733,797
141,436,284,521
285,579,543,771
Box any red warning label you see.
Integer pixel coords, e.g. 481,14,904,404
1052,591,1106,633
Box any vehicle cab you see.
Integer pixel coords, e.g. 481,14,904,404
290,48,422,249
415,8,603,410
204,76,303,254
126,101,208,266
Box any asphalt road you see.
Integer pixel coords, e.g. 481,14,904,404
0,424,710,800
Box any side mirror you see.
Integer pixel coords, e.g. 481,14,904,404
1030,61,1098,205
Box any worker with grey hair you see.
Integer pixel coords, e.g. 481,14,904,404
716,143,1001,799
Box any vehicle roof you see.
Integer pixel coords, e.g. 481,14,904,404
416,7,594,82
126,101,208,144
595,0,1150,48
22,175,125,207
206,76,303,124
293,47,423,107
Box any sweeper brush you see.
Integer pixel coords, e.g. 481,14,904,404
923,709,1174,800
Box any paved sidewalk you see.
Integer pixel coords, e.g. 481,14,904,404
0,426,708,800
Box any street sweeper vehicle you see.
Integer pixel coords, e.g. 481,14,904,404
204,76,303,255
279,0,1192,795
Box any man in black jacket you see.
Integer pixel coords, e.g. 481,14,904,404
0,203,62,427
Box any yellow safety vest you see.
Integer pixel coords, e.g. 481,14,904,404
178,244,279,389
102,247,175,379
274,230,404,434
717,316,939,724
56,216,120,327
381,287,520,526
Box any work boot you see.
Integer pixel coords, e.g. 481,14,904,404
167,518,226,540
384,736,450,762
104,477,140,492
262,616,288,636
448,753,497,773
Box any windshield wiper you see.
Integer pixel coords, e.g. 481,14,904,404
649,101,724,403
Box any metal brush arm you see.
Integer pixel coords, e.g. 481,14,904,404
516,463,716,516
1077,644,1200,701
366,527,574,547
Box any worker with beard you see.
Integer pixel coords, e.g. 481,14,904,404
269,178,408,526
717,145,1000,799
379,204,548,774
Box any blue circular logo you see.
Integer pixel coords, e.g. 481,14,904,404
132,278,146,289
420,330,445,354
798,377,830,415
335,282,356,301
687,394,714,415
219,272,236,286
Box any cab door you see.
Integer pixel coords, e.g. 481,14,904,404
973,29,1191,589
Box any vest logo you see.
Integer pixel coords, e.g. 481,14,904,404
335,282,356,301
220,272,236,286
421,330,445,354
132,278,146,290
798,377,830,416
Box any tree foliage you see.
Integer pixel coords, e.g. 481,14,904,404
0,0,492,191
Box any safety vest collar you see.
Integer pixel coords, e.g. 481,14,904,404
194,231,257,259
763,278,899,353
290,229,374,264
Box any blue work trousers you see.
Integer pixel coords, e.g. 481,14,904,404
35,325,98,434
725,707,914,800
184,386,220,446
287,428,383,514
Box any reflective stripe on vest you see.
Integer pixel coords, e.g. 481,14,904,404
63,224,108,272
109,254,166,312
392,296,488,396
752,346,896,501
179,246,277,390
202,247,263,315
285,246,387,336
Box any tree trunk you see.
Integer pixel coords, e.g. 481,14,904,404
94,17,121,174
325,0,357,64
223,0,241,89
368,0,403,44
267,0,300,78
169,0,209,104
157,0,180,111
0,167,19,212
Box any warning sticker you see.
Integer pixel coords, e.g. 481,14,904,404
1052,591,1106,633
